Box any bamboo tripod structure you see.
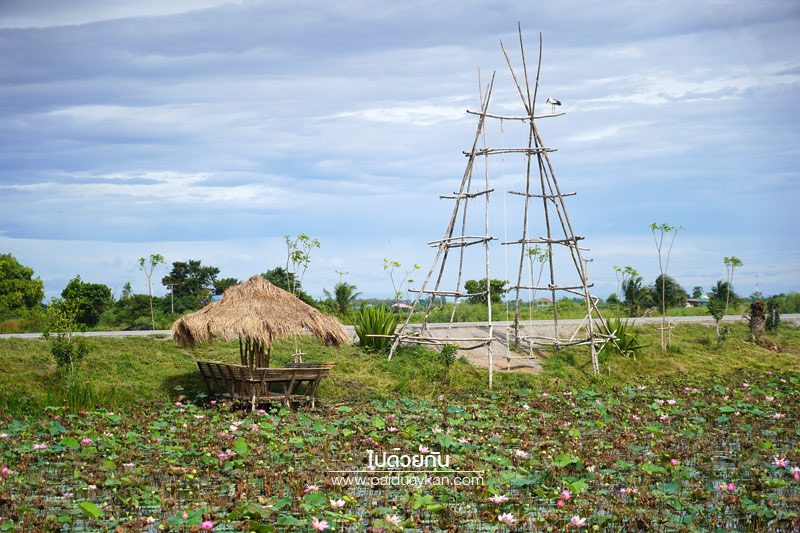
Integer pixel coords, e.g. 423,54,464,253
388,27,607,385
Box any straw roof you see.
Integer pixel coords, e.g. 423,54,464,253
171,275,351,348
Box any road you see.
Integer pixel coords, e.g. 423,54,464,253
2,314,797,340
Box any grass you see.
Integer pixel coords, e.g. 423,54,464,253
0,323,798,415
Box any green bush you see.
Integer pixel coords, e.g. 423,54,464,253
354,306,397,353
597,317,647,359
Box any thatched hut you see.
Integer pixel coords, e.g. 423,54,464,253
172,275,351,368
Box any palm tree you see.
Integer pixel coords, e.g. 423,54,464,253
323,282,361,316
622,275,651,317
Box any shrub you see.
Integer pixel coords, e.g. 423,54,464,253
597,317,647,359
354,306,397,353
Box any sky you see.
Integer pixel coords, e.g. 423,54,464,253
1,0,799,301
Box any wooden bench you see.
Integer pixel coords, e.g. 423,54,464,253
196,361,334,410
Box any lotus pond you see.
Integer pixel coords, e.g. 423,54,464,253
0,372,798,531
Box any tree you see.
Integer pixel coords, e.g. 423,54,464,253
323,282,361,315
613,265,639,308
464,278,508,304
707,286,727,348
723,256,742,313
43,297,89,386
161,259,220,313
622,275,652,317
138,254,164,331
383,259,421,302
691,286,704,299
61,276,113,327
120,282,133,300
0,253,44,317
653,274,688,308
650,222,683,350
213,277,240,295
261,267,316,306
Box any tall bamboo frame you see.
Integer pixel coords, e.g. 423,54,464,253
388,26,607,385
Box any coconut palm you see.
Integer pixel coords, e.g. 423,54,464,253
323,282,361,316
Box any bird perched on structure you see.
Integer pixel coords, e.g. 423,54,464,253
545,97,561,113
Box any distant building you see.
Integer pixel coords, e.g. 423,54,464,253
534,297,552,308
686,296,709,307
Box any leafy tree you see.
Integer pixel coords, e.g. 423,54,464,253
613,265,639,308
707,288,727,348
0,253,44,317
653,274,688,308
606,292,620,306
261,267,315,306
43,297,89,386
464,278,508,304
113,294,163,328
213,277,240,295
120,282,133,300
691,286,704,299
61,276,113,327
161,259,220,313
138,254,164,330
323,281,361,315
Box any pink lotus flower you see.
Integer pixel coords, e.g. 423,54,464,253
418,445,429,454
81,438,93,445
174,402,182,407
304,484,320,494
311,517,329,531
32,443,47,450
790,466,800,481
660,414,670,422
181,511,188,520
772,457,788,467
570,515,587,527
0,466,10,476
497,512,516,526
620,487,638,495
386,426,398,432
667,399,677,405
541,392,550,398
329,498,346,510
727,482,736,491
765,396,774,402
522,404,530,410
146,517,156,524
557,498,565,508
670,459,679,466
210,400,217,406
458,438,470,444
257,409,266,415
561,489,571,500
656,399,665,405
0,433,8,439
122,462,135,468
385,514,402,526
388,413,396,420
514,449,529,459
488,494,509,504
250,424,259,432
773,413,786,420
199,520,214,531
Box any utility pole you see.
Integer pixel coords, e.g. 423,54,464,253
167,283,177,314
335,270,349,284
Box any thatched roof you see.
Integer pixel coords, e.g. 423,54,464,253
171,275,351,348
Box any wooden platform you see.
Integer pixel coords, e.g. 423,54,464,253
196,361,334,410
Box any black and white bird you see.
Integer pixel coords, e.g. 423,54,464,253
545,97,561,113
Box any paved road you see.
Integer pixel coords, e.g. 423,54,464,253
2,314,797,340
